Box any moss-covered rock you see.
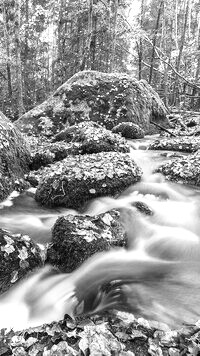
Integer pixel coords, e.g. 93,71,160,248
112,122,145,139
156,150,200,185
30,141,82,170
30,122,129,170
35,152,142,208
0,111,31,201
46,211,126,272
0,228,43,293
149,136,200,153
16,71,168,137
53,121,129,154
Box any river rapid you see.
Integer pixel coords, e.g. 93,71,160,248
1,135,199,244
1,136,200,330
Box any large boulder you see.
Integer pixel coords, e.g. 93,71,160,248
35,152,142,208
46,211,126,272
0,228,43,293
16,71,168,137
0,111,31,201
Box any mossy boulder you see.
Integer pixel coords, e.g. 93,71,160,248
53,121,129,154
156,150,200,185
35,152,142,208
46,211,126,272
16,71,168,137
30,122,129,171
30,141,81,170
149,136,200,153
0,228,43,293
112,122,145,139
0,111,31,201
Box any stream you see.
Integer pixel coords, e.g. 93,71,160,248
1,135,200,330
0,135,200,244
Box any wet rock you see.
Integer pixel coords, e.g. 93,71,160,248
52,121,129,154
149,136,200,153
112,122,145,139
29,122,129,171
35,152,142,208
46,211,126,272
16,71,168,137
26,167,49,187
0,111,31,201
0,228,43,293
1,313,200,356
156,150,200,185
132,201,153,215
30,141,81,170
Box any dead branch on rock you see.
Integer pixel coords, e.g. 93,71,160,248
150,121,177,137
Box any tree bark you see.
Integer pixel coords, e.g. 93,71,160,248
23,0,29,109
80,0,93,71
14,0,25,117
90,0,97,70
110,0,118,72
138,0,145,80
191,24,200,108
148,0,164,84
173,0,190,105
2,0,13,108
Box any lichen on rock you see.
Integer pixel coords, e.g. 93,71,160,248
16,71,169,137
112,122,145,139
35,152,142,208
0,229,43,293
46,210,126,272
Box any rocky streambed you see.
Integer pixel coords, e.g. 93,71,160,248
1,70,200,355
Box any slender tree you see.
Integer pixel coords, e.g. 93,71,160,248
80,0,93,70
173,0,190,104
14,0,25,117
138,0,145,80
2,0,13,109
110,0,118,72
149,0,164,84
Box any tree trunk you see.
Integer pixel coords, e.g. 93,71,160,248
138,0,145,80
148,0,164,84
23,0,29,109
191,25,200,108
57,0,65,62
173,0,190,105
80,0,93,71
174,0,178,50
90,0,97,70
106,0,111,71
2,0,13,108
14,0,25,117
110,0,118,72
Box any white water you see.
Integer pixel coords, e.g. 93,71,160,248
1,137,200,330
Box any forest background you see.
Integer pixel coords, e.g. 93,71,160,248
0,0,200,121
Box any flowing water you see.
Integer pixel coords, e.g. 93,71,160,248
0,135,195,244
1,136,200,330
